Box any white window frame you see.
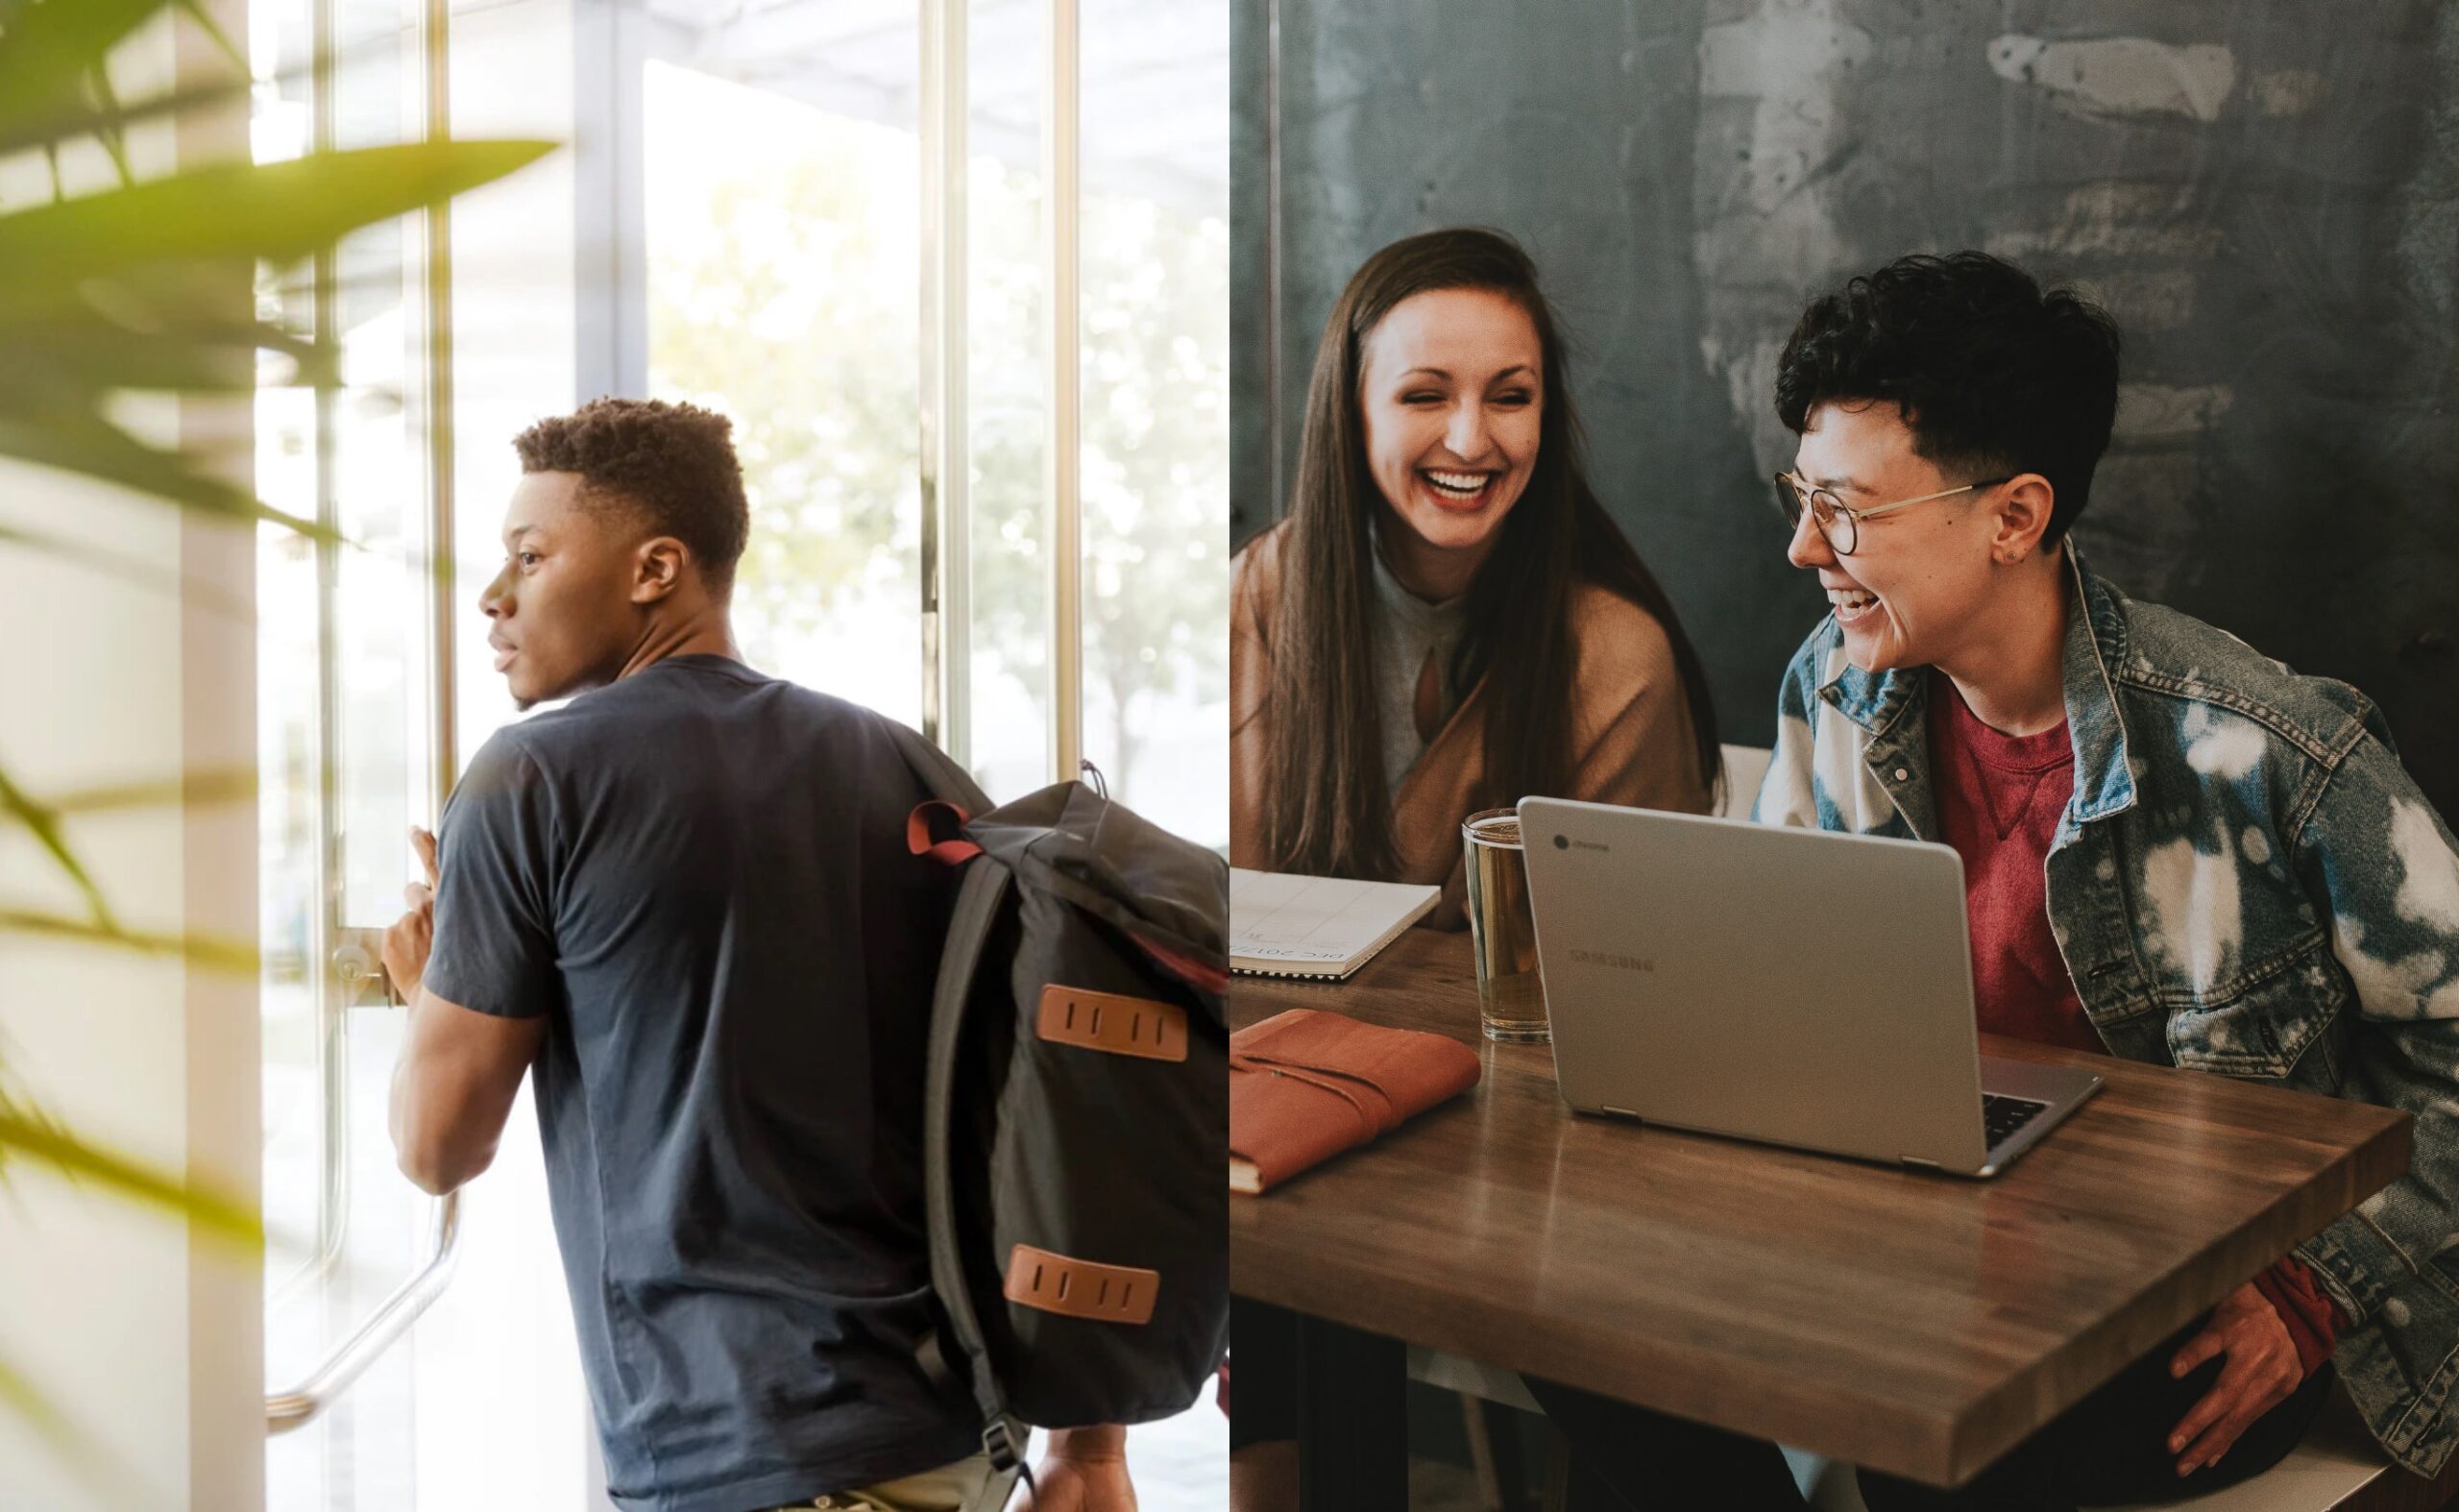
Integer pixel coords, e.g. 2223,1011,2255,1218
579,0,1092,783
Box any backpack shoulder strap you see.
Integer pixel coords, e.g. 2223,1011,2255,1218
885,718,1020,1459
886,717,993,816
924,856,1018,1455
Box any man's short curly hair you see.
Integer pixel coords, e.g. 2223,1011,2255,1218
1774,252,2122,545
513,398,750,593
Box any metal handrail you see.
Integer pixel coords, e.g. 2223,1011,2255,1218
265,1190,460,1434
272,931,391,1313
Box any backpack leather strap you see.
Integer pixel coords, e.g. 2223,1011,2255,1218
1035,985,1188,1062
1002,1244,1160,1326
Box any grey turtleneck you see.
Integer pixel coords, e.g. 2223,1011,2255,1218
1370,538,1471,794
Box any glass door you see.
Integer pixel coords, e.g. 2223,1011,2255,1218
253,2,455,1505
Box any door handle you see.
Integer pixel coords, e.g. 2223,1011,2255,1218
333,927,400,1009
265,1190,459,1434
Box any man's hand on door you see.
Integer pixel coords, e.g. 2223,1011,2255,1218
381,825,441,1000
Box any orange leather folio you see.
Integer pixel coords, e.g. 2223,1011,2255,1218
1229,1009,1482,1193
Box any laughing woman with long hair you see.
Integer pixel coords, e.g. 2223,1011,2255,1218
1231,226,1720,925
1229,230,1739,1511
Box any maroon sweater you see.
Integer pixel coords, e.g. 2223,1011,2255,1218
1928,671,2339,1375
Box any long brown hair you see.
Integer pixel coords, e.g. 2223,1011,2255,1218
1260,228,1721,880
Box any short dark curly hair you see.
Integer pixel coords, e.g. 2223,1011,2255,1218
1774,252,2122,545
513,397,750,593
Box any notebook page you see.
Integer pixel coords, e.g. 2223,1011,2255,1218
1230,868,1439,971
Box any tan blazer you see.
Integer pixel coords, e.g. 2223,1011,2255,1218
1230,522,1715,929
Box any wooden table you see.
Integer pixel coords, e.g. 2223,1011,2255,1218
1230,933,2413,1502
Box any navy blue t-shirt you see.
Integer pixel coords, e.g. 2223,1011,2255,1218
425,655,978,1512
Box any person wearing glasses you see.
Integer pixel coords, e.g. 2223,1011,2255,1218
1757,252,2459,1507
1230,226,1720,931
1229,227,1723,1508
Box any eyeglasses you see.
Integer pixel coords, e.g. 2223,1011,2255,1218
1771,472,2012,555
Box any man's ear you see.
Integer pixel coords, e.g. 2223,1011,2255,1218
632,536,690,603
1992,474,2057,565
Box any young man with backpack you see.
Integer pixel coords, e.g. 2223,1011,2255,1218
378,397,1135,1512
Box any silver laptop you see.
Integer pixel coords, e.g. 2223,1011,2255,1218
1517,796,2100,1178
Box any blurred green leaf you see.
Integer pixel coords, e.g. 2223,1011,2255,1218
0,21,381,165
0,1079,253,1492
0,1103,258,1243
0,1351,75,1452
80,55,137,190
0,768,114,932
3,319,249,394
0,0,164,146
0,64,239,164
0,520,256,618
0,1340,146,1502
61,261,349,380
0,908,256,974
41,767,256,815
0,139,559,300
0,414,332,541
0,1343,117,1495
0,313,339,401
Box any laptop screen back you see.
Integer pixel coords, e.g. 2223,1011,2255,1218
1517,797,1990,1172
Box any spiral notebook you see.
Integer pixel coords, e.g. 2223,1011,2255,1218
1230,868,1440,979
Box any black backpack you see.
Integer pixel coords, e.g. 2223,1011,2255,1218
893,729,1230,1467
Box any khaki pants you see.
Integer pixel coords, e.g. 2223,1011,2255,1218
770,1451,1013,1512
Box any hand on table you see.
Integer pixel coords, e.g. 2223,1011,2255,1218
2166,1280,2302,1476
379,826,440,1002
1024,1426,1136,1512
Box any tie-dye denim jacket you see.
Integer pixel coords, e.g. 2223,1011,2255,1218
1752,551,2459,1475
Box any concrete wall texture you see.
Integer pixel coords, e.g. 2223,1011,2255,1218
1231,0,2459,823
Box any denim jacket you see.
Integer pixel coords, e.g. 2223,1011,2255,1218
1753,550,2459,1475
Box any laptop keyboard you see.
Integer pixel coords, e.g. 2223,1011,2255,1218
1983,1092,2050,1149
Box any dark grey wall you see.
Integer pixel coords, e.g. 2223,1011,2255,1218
1232,0,2459,823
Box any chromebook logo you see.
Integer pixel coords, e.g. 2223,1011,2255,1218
1570,949,1654,973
